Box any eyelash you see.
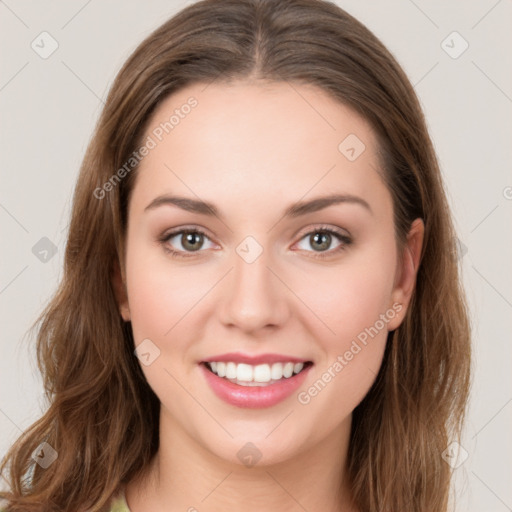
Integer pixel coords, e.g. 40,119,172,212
158,225,352,260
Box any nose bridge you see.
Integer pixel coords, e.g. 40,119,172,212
219,237,288,332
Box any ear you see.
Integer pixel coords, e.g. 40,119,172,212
387,218,424,331
112,258,131,322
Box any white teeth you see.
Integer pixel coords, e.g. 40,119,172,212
206,361,307,384
283,362,294,378
226,362,237,379
216,362,226,377
294,362,304,374
271,363,283,380
236,363,253,382
254,364,271,382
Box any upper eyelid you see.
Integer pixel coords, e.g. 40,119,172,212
161,224,351,249
294,224,351,239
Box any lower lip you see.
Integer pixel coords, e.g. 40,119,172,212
199,363,312,409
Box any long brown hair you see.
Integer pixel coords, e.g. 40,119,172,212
0,1,471,510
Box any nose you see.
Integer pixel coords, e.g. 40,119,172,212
218,243,290,334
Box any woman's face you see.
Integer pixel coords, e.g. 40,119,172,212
114,81,422,466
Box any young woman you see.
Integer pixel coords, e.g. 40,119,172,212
0,0,471,511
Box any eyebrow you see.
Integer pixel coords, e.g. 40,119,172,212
144,193,373,219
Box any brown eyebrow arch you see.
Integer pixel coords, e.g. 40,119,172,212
284,194,372,217
144,193,372,219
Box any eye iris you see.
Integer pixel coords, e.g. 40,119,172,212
310,232,331,251
182,232,203,251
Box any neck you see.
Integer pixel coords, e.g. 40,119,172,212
126,408,358,512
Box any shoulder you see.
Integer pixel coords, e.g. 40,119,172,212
109,489,131,512
0,491,130,512
1,500,130,512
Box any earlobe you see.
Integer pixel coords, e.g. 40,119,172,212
112,259,131,322
388,218,424,330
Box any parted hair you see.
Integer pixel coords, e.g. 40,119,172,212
0,1,471,510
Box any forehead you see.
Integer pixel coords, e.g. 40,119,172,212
143,79,377,162
130,80,390,219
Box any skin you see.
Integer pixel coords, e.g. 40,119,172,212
112,80,424,512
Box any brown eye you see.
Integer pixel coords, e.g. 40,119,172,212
295,226,352,259
159,228,216,258
180,231,205,251
309,231,332,251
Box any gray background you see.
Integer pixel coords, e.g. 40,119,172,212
1,1,511,510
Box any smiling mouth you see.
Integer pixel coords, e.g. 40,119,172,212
202,360,314,387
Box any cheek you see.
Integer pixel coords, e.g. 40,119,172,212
293,246,397,346
290,242,396,409
124,238,211,340
294,268,393,419
126,265,175,340
124,246,211,401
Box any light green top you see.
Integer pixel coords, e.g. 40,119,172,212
109,489,131,512
1,488,131,511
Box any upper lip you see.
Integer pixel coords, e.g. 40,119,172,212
201,352,311,365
